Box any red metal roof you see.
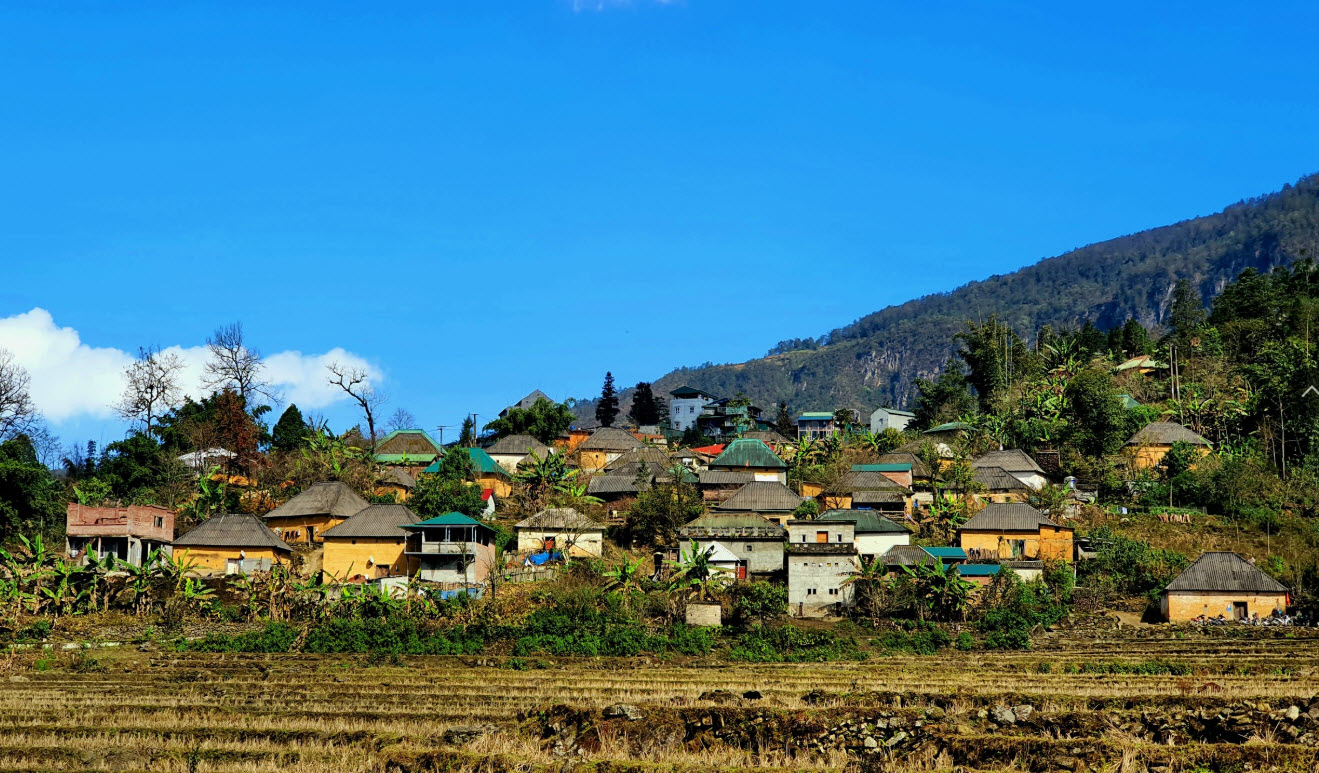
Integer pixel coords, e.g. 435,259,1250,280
692,444,726,455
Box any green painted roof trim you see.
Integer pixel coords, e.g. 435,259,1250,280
925,421,974,433
406,512,493,531
851,463,913,473
798,412,835,420
375,453,440,463
712,438,786,469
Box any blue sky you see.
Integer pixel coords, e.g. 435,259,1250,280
2,1,1318,448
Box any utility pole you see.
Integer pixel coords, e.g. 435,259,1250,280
435,425,450,446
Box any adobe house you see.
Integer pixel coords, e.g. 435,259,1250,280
678,512,786,576
850,462,914,489
817,510,910,565
1124,421,1212,471
172,512,292,574
821,470,911,516
373,429,444,474
423,447,514,498
971,466,1031,504
515,508,604,557
715,481,806,527
697,470,757,503
708,438,787,483
1161,552,1289,622
320,503,415,581
263,481,370,545
958,503,1073,562
786,519,858,617
577,427,644,472
65,503,174,567
374,467,415,503
401,512,497,586
485,434,553,473
972,449,1049,489
555,428,592,453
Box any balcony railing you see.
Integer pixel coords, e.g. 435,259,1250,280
407,542,475,556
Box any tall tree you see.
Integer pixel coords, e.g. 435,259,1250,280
271,404,309,453
629,382,660,427
483,398,575,443
386,408,417,433
114,346,185,440
202,322,274,403
1169,279,1207,342
775,401,794,436
326,362,385,453
595,372,620,428
1062,368,1128,457
0,349,37,442
911,359,977,429
956,316,1030,412
458,416,476,447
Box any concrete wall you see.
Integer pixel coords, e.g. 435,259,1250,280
415,543,495,585
685,602,722,626
670,397,708,432
960,526,1073,562
788,555,857,617
323,536,408,581
787,521,855,546
854,532,910,563
490,453,527,473
516,528,604,557
869,409,914,435
1163,591,1287,622
694,538,784,574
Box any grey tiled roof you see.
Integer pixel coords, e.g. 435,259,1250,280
973,466,1029,492
486,434,552,457
516,508,602,531
961,503,1068,532
973,449,1045,474
174,512,292,551
698,470,758,486
579,427,644,451
716,481,805,512
321,504,416,539
265,482,370,520
1165,552,1287,593
1127,421,1212,447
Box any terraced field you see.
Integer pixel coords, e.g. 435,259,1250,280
3,633,1318,772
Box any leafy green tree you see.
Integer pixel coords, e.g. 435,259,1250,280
617,479,704,548
628,382,661,427
271,404,310,453
483,398,575,444
457,416,476,447
911,359,977,429
1062,369,1128,457
432,447,477,483
731,581,788,624
411,474,486,519
956,315,1032,412
595,372,620,428
1169,278,1207,343
775,401,794,436
0,436,66,540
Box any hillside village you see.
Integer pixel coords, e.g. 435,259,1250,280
0,264,1317,659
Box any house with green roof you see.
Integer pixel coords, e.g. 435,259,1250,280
796,411,840,440
422,447,513,498
710,438,787,483
402,512,497,586
373,429,444,468
818,510,910,564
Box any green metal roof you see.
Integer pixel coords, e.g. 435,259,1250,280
711,438,786,470
406,512,492,531
670,385,713,398
956,564,1001,577
798,412,835,420
421,447,510,478
817,510,909,534
851,463,913,473
1117,393,1142,410
925,421,974,433
924,547,968,560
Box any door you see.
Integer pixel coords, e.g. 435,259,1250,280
1234,602,1248,620
307,526,316,543
815,531,829,544
544,537,556,552
736,562,747,580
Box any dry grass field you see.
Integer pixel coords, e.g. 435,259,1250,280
0,630,1316,773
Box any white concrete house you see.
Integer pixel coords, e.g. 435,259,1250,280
869,407,915,435
785,519,858,618
816,510,911,564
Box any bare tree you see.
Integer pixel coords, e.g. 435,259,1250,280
202,322,275,403
0,348,37,441
326,362,385,452
386,407,417,433
114,346,185,438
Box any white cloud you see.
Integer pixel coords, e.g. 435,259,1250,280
0,308,381,424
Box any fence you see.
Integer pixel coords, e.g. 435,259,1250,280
505,566,559,584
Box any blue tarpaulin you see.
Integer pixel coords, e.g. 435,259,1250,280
524,550,563,566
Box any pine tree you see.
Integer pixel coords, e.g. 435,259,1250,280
596,372,620,428
1170,279,1207,342
775,401,793,436
458,416,476,447
271,404,308,453
629,382,659,427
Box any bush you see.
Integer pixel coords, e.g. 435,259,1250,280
731,582,788,625
728,624,864,663
873,623,951,655
976,571,1072,651
1077,526,1187,602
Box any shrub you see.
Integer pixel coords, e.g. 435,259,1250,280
728,624,863,663
873,622,951,655
731,582,788,625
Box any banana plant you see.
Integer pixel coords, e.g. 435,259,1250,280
158,550,200,591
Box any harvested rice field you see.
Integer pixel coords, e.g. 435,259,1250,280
4,632,1319,772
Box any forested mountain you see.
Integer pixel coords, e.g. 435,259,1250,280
642,173,1319,414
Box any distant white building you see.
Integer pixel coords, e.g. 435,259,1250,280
869,407,915,435
669,386,717,432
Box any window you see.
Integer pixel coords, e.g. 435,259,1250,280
745,544,754,552
154,516,164,528
828,588,839,596
806,588,817,595
836,533,843,543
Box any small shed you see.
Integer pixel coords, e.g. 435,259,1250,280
173,513,292,575
1161,552,1288,622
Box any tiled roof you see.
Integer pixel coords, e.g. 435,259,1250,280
711,439,786,470
422,448,511,478
485,434,552,457
817,510,908,534
321,504,417,539
679,512,785,539
716,481,805,512
265,482,370,520
605,446,673,470
579,427,645,451
828,470,910,494
877,452,933,479
972,449,1045,474
698,470,758,486
961,503,1069,533
175,513,292,551
374,429,444,457
1126,421,1212,447
515,508,602,531
881,545,938,567
1164,552,1287,593
973,466,1029,492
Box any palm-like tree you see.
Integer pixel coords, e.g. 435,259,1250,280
900,560,974,622
842,557,892,624
605,557,646,610
667,540,726,602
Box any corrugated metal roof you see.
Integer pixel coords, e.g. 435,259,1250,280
797,412,834,421
515,508,602,531
265,482,371,520
880,545,937,566
1126,421,1212,447
716,481,805,512
579,427,646,451
851,463,913,473
406,513,492,531
711,438,786,470
957,564,1001,577
321,504,417,539
422,448,511,477
175,512,292,551
1164,552,1288,593
818,510,908,534
924,547,968,560
961,503,1069,533
972,449,1045,474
